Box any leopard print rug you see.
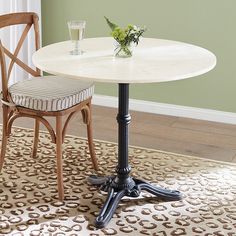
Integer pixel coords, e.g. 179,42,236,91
0,127,236,236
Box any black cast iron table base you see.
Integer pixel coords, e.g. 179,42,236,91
88,175,182,228
88,84,182,228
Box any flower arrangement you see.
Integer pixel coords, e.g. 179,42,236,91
105,17,146,57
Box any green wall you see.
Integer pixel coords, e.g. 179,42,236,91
42,0,236,113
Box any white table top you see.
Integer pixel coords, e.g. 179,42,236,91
32,37,216,84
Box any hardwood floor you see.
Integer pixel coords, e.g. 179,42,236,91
1,105,236,163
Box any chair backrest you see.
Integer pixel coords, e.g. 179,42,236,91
0,12,41,101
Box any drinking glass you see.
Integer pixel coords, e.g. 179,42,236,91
68,20,86,55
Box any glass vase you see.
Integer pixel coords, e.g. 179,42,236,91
114,43,134,58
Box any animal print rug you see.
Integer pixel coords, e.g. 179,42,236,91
0,127,236,236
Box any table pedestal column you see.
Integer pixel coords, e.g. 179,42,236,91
89,83,182,228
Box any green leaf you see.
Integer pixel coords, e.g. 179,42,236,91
104,16,118,31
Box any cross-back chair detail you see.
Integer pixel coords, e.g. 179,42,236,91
0,13,40,102
0,12,98,201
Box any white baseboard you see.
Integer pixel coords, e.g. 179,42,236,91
92,94,236,125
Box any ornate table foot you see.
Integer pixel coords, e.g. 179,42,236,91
88,176,182,228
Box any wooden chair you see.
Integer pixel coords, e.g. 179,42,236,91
0,12,98,201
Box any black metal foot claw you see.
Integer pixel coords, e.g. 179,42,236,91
95,187,126,228
134,178,182,201
87,175,111,186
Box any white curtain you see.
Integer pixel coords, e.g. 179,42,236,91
0,0,41,87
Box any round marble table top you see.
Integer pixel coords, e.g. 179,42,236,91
32,37,216,84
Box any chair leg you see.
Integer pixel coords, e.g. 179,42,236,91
0,105,9,171
31,119,40,158
56,115,64,201
86,102,98,171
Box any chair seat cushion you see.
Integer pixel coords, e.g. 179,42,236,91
9,76,94,112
